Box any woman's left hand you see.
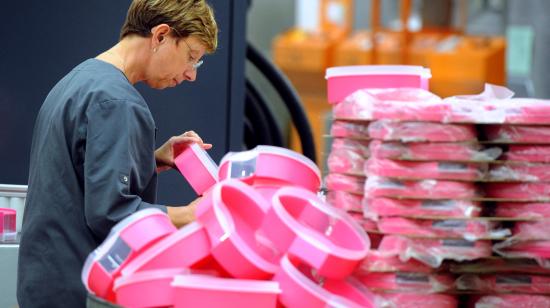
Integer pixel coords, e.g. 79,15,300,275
155,130,212,172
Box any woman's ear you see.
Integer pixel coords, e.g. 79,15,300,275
151,24,170,46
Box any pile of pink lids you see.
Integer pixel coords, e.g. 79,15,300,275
82,145,375,307
326,65,550,307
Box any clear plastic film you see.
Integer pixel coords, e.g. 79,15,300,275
494,202,550,219
330,138,371,157
354,272,455,293
493,238,550,261
357,250,435,274
326,190,364,213
325,173,365,194
456,274,550,294
483,125,550,144
379,293,458,308
365,158,486,181
504,145,550,163
328,148,367,175
487,164,550,182
364,176,478,199
363,198,482,220
449,258,550,275
330,120,370,139
474,294,550,308
369,140,502,162
368,120,477,143
378,235,493,268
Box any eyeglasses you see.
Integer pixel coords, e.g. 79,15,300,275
170,27,203,71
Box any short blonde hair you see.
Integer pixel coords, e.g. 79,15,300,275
120,0,218,53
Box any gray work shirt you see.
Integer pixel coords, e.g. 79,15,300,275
17,59,167,308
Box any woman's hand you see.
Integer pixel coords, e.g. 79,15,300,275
166,197,202,228
155,130,212,173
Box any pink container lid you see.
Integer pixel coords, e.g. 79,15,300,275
174,143,218,195
172,274,280,308
121,221,211,276
114,268,183,308
82,208,176,299
0,208,16,242
195,179,280,279
325,65,431,104
274,255,377,308
218,145,321,193
262,187,370,279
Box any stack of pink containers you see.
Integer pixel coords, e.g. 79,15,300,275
325,65,550,307
83,145,377,307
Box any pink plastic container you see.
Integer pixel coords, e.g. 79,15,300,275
273,255,377,308
174,143,218,195
495,240,550,259
327,148,367,175
172,274,280,308
504,145,550,163
355,272,454,292
121,221,210,276
380,293,458,308
331,138,371,157
0,208,16,242
114,268,183,308
326,65,431,104
369,140,501,162
489,163,550,182
377,217,494,239
368,120,477,143
494,202,550,219
365,176,478,200
474,294,550,308
82,208,176,300
195,179,279,279
325,173,365,194
365,158,485,181
330,120,370,139
358,250,433,273
485,182,550,200
505,98,550,124
325,190,364,213
364,198,482,219
218,145,321,194
457,274,550,293
262,186,370,279
484,125,550,144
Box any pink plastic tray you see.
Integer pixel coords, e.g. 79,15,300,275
262,186,370,279
0,208,16,242
174,143,218,195
365,176,478,199
504,145,550,163
326,65,431,104
218,145,321,193
172,274,280,308
368,120,477,143
114,268,183,308
364,198,481,219
366,158,484,181
121,221,210,276
195,179,279,279
82,208,176,300
273,255,377,308
370,140,501,162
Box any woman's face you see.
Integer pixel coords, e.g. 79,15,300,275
145,32,206,89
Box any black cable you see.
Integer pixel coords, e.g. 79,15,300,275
246,43,317,164
244,84,273,147
245,79,284,147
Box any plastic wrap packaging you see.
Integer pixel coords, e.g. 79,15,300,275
328,149,367,175
366,158,486,181
357,250,435,274
504,145,550,163
456,274,550,294
510,219,550,240
368,120,477,143
325,173,365,194
378,235,493,268
483,125,550,144
364,198,482,219
332,87,443,121
330,120,370,139
484,183,550,200
474,294,550,308
494,202,550,219
449,258,550,275
355,272,455,293
326,190,364,213
331,138,371,157
376,217,504,240
364,176,479,200
369,140,502,162
494,239,550,260
488,163,550,182
505,98,550,124
379,293,458,308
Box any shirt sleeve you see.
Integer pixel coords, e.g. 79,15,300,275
84,98,166,240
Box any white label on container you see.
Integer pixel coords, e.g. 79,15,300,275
98,237,131,273
229,157,257,179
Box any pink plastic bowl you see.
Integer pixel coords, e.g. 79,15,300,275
325,65,431,104
120,221,211,276
81,208,176,300
273,255,377,308
174,143,218,195
218,145,321,193
114,268,183,308
262,187,370,279
195,179,280,279
172,274,280,308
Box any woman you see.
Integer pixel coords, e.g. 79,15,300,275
17,0,218,307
